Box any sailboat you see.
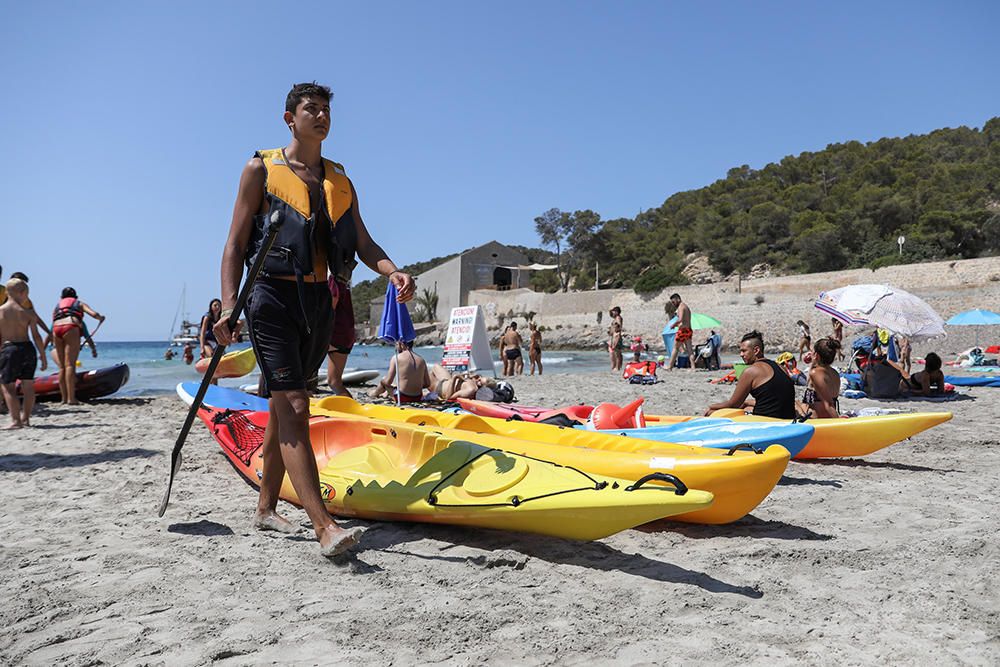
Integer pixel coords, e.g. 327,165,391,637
168,285,199,347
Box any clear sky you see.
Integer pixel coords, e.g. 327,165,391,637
3,1,997,339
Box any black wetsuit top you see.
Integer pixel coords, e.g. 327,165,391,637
749,359,796,419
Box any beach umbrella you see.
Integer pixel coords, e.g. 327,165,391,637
689,312,722,330
815,284,945,342
377,282,416,405
945,309,1000,347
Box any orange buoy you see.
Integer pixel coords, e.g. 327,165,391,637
587,397,646,430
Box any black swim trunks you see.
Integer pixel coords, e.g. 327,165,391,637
504,348,522,360
0,341,38,384
245,278,333,398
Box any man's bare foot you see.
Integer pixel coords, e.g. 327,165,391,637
330,385,353,398
3,422,23,430
251,510,301,534
319,526,363,557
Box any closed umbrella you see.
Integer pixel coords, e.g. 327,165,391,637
377,282,416,405
815,284,945,341
945,309,1000,347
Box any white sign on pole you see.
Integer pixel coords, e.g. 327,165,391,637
898,235,905,255
441,305,496,375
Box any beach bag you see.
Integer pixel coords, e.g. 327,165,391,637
861,362,903,398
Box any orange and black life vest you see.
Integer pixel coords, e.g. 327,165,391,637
246,148,358,283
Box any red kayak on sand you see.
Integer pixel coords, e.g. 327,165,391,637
456,398,594,423
19,363,130,402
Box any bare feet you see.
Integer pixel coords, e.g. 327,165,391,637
251,510,301,534
3,422,23,430
319,526,363,557
330,385,353,398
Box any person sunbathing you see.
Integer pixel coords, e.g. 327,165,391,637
370,341,432,402
428,364,498,401
900,352,945,396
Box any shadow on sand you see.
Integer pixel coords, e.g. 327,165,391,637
777,475,844,488
167,520,235,537
649,514,833,542
0,447,158,473
336,522,764,598
799,458,960,473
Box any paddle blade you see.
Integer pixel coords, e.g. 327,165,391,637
157,450,183,517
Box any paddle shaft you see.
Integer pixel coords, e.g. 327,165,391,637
158,211,284,516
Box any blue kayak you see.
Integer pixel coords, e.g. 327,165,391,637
177,382,268,411
585,418,813,457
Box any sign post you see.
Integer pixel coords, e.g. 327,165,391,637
441,305,496,375
897,235,905,256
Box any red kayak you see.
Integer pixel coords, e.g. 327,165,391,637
456,398,594,423
19,363,130,402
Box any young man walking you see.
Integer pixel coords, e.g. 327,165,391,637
215,82,415,557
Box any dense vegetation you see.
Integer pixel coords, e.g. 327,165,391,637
537,117,1000,293
355,118,1000,319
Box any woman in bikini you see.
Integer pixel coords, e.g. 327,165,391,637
801,337,842,418
528,322,543,375
427,364,497,401
200,299,222,360
51,287,104,404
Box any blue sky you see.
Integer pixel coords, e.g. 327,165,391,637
3,1,997,339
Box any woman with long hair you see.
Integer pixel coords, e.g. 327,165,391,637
802,337,841,418
51,287,104,404
200,299,222,360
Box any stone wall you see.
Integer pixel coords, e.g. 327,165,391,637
465,256,1000,355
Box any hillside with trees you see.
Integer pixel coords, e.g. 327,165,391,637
354,118,1000,320
535,117,1000,293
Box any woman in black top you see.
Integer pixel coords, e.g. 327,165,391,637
705,330,796,419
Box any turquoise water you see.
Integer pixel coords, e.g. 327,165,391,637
78,342,615,397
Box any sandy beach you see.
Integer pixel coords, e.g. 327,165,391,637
1,370,998,665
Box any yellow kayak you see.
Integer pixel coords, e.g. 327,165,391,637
704,409,953,459
195,347,257,379
311,397,790,524
201,406,713,541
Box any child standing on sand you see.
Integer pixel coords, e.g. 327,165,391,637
0,279,48,428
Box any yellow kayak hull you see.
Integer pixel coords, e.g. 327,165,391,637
707,409,953,459
195,347,257,379
312,397,789,524
202,407,713,541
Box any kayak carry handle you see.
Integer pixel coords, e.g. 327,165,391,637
725,443,763,456
625,472,688,495
794,410,813,423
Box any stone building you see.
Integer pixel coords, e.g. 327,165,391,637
369,241,536,323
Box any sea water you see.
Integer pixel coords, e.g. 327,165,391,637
79,342,617,397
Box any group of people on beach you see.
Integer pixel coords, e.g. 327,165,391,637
0,267,106,428
498,321,543,376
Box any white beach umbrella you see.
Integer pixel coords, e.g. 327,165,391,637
814,284,945,342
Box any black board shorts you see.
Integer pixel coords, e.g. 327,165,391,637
245,278,333,398
0,341,38,384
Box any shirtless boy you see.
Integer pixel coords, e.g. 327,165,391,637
0,279,48,428
667,293,694,372
214,82,414,557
